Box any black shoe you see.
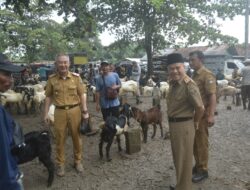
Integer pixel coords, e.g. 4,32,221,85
192,171,208,183
169,185,175,190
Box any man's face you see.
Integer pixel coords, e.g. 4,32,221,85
0,70,13,92
55,55,70,75
189,54,201,70
101,65,109,74
168,63,185,81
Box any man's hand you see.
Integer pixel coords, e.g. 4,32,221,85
82,112,89,119
44,115,50,125
207,115,215,127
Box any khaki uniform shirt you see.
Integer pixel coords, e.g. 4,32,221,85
45,72,85,106
167,75,203,118
192,66,216,108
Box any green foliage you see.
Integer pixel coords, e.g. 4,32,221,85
91,0,243,75
0,0,99,63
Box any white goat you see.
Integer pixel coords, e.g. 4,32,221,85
217,79,229,88
159,82,169,98
33,90,46,113
119,80,138,96
0,90,24,113
217,86,241,104
142,86,154,96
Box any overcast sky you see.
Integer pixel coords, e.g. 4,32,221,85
100,15,247,46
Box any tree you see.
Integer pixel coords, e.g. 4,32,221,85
91,0,244,76
1,0,99,63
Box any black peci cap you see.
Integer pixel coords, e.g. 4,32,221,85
166,53,184,65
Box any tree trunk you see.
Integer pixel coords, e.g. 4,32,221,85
145,31,153,78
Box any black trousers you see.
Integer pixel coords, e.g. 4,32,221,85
101,106,120,121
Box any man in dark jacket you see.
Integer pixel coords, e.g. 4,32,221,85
0,54,25,190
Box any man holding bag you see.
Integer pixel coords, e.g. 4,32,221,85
95,61,121,120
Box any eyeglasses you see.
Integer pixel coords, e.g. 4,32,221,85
0,70,13,78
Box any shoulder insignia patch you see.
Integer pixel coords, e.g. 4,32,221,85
183,75,191,83
72,72,80,77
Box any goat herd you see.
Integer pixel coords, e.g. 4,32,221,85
0,76,245,188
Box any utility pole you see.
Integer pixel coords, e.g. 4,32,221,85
245,0,249,60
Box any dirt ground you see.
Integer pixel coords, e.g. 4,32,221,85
13,94,250,190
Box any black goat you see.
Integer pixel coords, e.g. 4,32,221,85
119,103,133,126
12,131,54,187
99,115,129,161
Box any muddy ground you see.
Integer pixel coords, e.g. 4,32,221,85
13,94,250,190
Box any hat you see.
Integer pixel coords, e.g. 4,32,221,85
0,55,24,73
100,61,109,66
167,53,184,65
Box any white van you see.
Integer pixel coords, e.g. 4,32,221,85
204,59,245,79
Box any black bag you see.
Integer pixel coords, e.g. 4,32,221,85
102,75,118,100
79,119,91,135
106,87,118,100
11,121,26,155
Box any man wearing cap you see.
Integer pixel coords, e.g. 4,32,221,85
95,61,121,120
166,53,204,190
0,54,25,190
189,50,217,183
240,59,250,110
44,53,89,176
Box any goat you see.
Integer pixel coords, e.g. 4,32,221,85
12,131,54,187
99,115,129,161
159,81,169,98
119,103,133,126
119,80,138,96
217,86,241,104
131,106,163,143
142,86,154,96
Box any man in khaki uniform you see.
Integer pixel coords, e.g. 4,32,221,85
44,54,89,177
189,51,217,183
166,53,204,190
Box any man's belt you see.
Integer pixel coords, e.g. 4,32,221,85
168,117,193,122
55,104,79,110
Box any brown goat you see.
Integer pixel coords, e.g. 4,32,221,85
131,106,163,143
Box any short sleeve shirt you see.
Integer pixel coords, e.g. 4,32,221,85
167,75,203,118
192,67,216,107
45,72,85,106
96,72,121,109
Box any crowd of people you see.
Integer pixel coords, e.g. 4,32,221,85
1,51,250,190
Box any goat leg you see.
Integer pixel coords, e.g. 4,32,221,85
38,154,54,187
142,124,148,143
151,124,157,139
106,138,114,162
116,135,122,152
99,138,104,159
159,123,163,138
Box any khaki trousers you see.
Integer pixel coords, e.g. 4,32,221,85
54,106,82,166
170,120,194,190
193,116,209,172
